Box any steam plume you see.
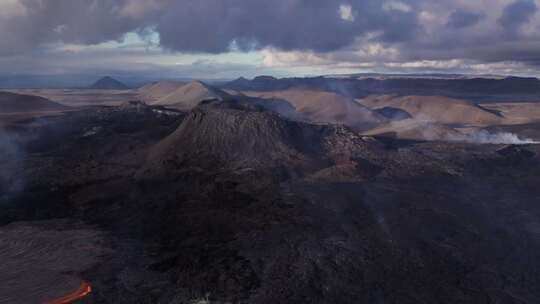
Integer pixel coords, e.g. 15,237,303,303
456,130,538,145
384,117,539,145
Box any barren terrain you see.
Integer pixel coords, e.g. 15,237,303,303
7,89,138,107
2,78,540,303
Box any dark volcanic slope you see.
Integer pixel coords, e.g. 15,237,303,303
0,221,107,304
143,107,326,175
141,101,382,181
2,102,540,303
0,91,68,113
89,76,129,90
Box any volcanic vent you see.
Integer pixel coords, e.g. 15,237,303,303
140,104,328,176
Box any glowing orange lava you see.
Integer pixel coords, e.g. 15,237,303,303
45,281,92,304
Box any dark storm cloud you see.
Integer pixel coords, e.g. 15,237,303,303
447,10,483,29
2,0,540,76
498,0,538,35
2,1,149,55
0,0,422,54
157,0,365,53
153,0,422,53
0,0,142,55
378,9,421,42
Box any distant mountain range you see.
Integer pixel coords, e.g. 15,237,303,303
223,75,540,103
3,73,540,103
0,75,137,89
324,73,509,80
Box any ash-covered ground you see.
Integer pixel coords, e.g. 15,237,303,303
2,101,540,303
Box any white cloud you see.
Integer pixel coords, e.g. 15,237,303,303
382,1,412,12
385,59,465,69
54,25,67,34
0,0,27,18
260,39,401,69
261,48,333,67
339,4,355,22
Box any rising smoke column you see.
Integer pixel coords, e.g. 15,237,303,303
459,130,538,145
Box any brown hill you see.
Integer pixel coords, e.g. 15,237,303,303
242,89,386,130
149,81,231,110
139,81,299,116
481,102,540,125
359,95,502,125
0,91,68,113
137,81,186,103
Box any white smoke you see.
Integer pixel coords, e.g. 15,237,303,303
455,130,539,145
400,111,539,145
376,117,539,145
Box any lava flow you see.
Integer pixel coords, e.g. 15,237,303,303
45,281,92,304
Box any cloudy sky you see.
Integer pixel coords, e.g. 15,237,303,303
2,0,540,80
